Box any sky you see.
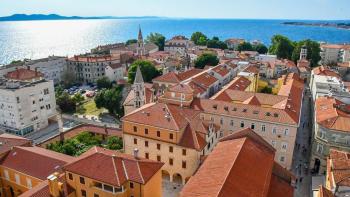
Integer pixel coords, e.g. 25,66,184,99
1,0,349,20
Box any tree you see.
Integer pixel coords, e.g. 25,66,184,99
146,33,166,51
269,35,295,59
191,32,208,46
126,39,137,45
291,39,321,67
254,44,268,54
237,42,254,52
105,137,123,150
194,53,220,69
207,37,228,49
56,92,76,113
128,60,161,83
95,86,124,118
260,86,273,94
61,69,76,88
72,93,85,105
96,76,112,89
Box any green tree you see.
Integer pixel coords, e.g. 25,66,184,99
56,92,76,113
146,33,166,51
95,86,124,118
254,44,268,54
191,32,208,46
194,53,220,69
207,37,228,49
260,86,273,94
269,35,295,59
128,60,161,83
291,39,321,67
96,76,112,89
72,93,85,105
237,42,254,51
105,137,123,150
126,39,137,45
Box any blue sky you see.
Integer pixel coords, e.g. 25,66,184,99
1,0,349,20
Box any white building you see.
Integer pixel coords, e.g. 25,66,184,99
255,54,277,62
164,36,194,55
104,63,126,82
320,44,350,64
0,68,56,135
25,56,67,85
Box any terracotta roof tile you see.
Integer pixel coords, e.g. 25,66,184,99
178,69,205,81
6,68,44,81
191,73,218,88
328,149,350,187
152,72,181,84
313,66,341,79
0,134,31,155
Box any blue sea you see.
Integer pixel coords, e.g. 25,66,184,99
0,18,349,64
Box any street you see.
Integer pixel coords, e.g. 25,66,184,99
292,88,313,197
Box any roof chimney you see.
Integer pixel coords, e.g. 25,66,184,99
133,148,139,159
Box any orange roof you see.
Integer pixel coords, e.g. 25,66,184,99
64,146,163,186
321,44,350,50
313,66,341,79
180,128,294,197
328,149,350,187
226,76,251,91
243,65,259,74
315,97,350,132
6,68,44,81
1,146,74,180
68,55,119,63
178,68,204,81
192,73,218,88
0,134,31,155
152,72,180,84
169,83,194,94
212,64,230,77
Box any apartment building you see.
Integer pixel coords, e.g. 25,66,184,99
25,56,67,85
164,36,194,55
67,55,120,84
0,68,56,135
180,128,295,197
0,146,73,197
310,97,350,174
320,44,350,64
224,38,245,50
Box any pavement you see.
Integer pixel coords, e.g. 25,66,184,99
292,88,313,197
162,179,183,197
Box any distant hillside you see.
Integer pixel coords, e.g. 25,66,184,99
283,21,350,30
0,14,160,21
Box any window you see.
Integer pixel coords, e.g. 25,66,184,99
272,127,277,135
68,173,73,180
157,131,160,137
94,194,99,197
145,153,149,159
271,140,276,148
15,174,20,184
44,88,49,95
261,125,266,132
169,133,173,140
81,190,86,197
169,146,173,153
104,185,113,192
4,170,9,180
220,118,224,125
240,121,245,128
134,138,137,145
133,126,137,132
26,178,32,189
157,144,161,150
169,158,174,166
130,182,134,189
317,144,324,154
284,129,289,136
281,142,288,151
80,177,85,184
145,141,148,147
280,156,285,163
157,155,161,162
182,149,186,156
145,128,148,135
230,120,234,127
182,161,187,169
251,123,255,130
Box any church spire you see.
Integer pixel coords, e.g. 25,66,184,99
137,25,145,56
134,66,144,84
138,25,143,40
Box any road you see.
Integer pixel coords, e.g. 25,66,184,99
292,88,313,197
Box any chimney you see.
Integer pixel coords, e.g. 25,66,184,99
47,172,63,197
27,66,30,70
133,148,139,159
35,68,39,77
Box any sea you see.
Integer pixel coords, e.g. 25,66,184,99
0,18,349,65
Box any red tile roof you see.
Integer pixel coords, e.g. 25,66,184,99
328,149,350,187
152,72,181,84
180,128,293,197
212,64,230,77
6,68,44,81
1,146,74,180
313,66,341,79
191,73,218,88
63,146,163,187
315,97,350,132
169,84,194,94
178,69,205,81
226,76,251,91
0,134,31,155
68,55,119,63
